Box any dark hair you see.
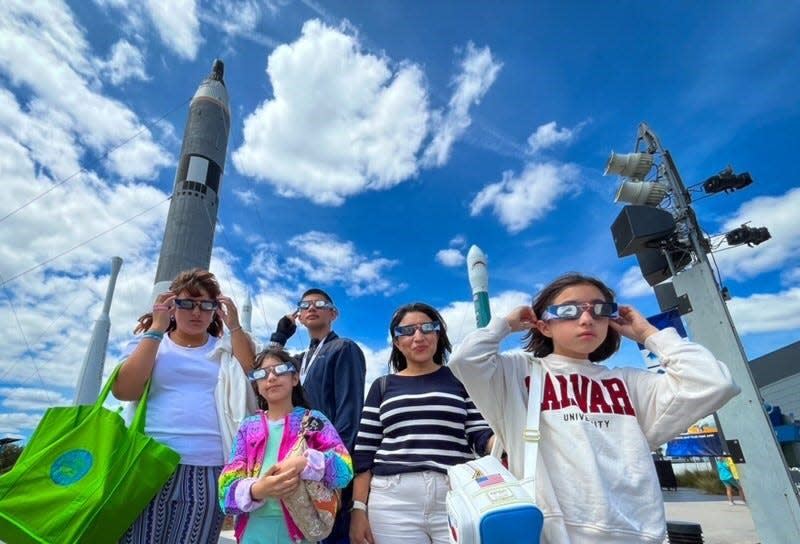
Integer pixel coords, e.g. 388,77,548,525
134,269,224,337
300,288,334,306
388,302,452,372
252,348,311,411
522,273,621,362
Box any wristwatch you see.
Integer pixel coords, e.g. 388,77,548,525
350,500,367,513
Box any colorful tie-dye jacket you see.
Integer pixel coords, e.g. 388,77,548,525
219,407,353,542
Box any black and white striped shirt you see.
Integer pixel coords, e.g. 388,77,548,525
353,366,493,475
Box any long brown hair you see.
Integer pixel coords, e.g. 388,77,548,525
522,273,621,362
134,269,223,337
388,302,451,372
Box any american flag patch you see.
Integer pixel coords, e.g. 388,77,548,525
476,473,504,487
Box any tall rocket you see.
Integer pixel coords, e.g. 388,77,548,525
152,59,231,297
467,245,491,328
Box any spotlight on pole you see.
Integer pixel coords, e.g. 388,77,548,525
604,151,655,179
614,180,669,206
725,225,771,247
702,167,753,194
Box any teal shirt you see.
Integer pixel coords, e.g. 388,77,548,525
242,419,307,544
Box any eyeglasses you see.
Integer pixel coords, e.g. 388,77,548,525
249,363,296,381
394,321,441,337
542,302,618,320
297,300,334,311
174,299,219,311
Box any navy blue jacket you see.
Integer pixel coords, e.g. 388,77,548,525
298,331,366,452
296,330,366,541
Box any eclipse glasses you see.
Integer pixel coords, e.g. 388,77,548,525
249,363,296,381
174,299,219,311
393,321,441,337
542,302,618,320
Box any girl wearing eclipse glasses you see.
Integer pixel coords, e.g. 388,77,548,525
448,272,740,544
113,268,258,544
219,348,353,543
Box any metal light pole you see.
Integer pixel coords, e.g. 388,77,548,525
631,123,800,543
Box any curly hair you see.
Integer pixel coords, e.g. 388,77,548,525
134,268,223,337
522,273,621,362
388,302,452,372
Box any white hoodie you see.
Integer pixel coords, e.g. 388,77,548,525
449,317,739,544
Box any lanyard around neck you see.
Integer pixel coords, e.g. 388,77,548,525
299,336,327,384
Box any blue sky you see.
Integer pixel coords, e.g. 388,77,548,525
1,1,799,442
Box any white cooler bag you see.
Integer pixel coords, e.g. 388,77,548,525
446,358,544,544
446,455,543,544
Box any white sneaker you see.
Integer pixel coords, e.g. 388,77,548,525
729,500,735,505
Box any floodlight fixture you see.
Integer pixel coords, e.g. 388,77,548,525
604,151,654,179
725,225,771,247
614,180,668,206
703,168,753,194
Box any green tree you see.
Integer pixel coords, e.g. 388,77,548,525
0,444,23,474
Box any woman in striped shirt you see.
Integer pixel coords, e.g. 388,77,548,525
350,302,495,544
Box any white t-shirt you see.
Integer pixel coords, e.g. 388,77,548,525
123,334,224,466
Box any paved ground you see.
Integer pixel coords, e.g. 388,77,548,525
663,487,758,544
218,487,759,543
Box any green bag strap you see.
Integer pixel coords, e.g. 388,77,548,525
95,363,153,433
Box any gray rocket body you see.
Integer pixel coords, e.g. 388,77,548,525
153,60,231,296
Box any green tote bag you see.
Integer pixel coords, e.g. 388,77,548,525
0,365,180,543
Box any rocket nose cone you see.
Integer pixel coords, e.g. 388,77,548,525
467,245,486,266
211,59,224,81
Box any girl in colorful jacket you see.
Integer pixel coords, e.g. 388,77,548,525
219,348,353,543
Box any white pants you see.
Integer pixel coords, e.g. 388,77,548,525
368,471,450,544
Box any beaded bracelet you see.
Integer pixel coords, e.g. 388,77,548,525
143,331,164,341
229,326,243,334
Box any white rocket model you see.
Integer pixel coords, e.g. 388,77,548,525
73,256,122,404
152,59,231,299
467,245,491,328
241,292,253,332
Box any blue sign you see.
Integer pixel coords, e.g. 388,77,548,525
666,432,724,457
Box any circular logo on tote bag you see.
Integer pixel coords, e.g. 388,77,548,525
50,449,93,486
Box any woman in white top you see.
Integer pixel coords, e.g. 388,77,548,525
113,268,257,544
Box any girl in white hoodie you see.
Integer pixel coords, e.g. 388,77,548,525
449,273,739,544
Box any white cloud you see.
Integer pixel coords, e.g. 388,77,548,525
198,0,280,48
470,162,581,233
233,19,430,205
781,267,800,285
0,4,172,181
527,121,582,153
98,39,149,85
439,290,530,346
0,412,43,435
436,248,465,267
0,388,71,411
144,0,201,60
233,188,259,206
286,231,403,297
617,266,654,299
359,343,392,393
712,187,800,279
423,42,502,167
449,235,467,248
728,287,800,335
